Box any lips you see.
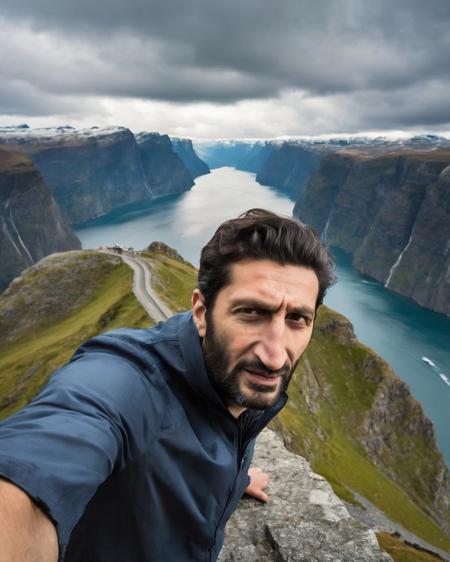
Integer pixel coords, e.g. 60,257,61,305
244,369,280,386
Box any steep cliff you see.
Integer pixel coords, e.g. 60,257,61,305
0,127,194,225
294,150,450,316
0,148,80,291
135,132,194,197
256,142,322,200
171,137,210,178
236,142,275,173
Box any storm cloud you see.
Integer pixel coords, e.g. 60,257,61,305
1,0,450,136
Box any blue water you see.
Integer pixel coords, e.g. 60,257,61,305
75,167,450,466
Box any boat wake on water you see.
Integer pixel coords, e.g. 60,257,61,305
439,373,450,387
422,357,450,388
422,356,437,368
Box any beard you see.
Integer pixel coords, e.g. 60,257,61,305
202,315,296,411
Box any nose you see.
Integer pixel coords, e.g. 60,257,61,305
253,317,288,372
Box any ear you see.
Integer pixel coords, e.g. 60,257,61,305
191,289,207,338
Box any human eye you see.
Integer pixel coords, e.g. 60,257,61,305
235,307,266,320
286,312,310,328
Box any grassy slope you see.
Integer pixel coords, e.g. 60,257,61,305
0,251,150,420
377,533,446,562
142,243,197,311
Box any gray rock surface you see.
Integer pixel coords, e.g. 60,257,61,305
220,429,392,562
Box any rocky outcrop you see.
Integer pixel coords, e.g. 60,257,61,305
135,132,194,197
362,372,450,535
256,143,322,200
294,150,450,316
220,429,392,562
0,148,80,291
171,138,210,178
0,127,194,225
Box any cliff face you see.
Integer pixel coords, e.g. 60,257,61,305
171,138,210,178
0,148,80,291
294,150,450,315
256,143,322,200
135,132,194,197
236,142,275,173
0,127,194,225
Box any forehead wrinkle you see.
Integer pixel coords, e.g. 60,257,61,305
224,259,319,309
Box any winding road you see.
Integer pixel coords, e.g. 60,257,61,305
107,251,172,322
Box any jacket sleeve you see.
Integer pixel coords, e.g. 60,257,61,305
0,347,158,553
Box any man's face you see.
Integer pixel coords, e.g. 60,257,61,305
192,259,319,414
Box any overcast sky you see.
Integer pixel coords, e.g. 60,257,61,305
1,0,450,139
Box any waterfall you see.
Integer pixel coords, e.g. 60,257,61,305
385,231,414,288
322,208,334,242
5,199,34,264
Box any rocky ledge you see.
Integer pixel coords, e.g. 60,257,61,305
220,429,391,562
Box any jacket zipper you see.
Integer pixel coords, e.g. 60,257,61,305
209,420,246,561
208,394,288,561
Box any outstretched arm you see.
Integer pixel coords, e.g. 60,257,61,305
244,466,270,502
0,478,58,562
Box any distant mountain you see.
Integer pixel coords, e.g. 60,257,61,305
135,132,194,198
195,140,274,172
198,134,450,316
256,143,322,200
170,138,210,178
294,149,450,316
0,147,80,291
0,126,194,224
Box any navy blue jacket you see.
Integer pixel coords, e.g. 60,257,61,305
0,312,287,562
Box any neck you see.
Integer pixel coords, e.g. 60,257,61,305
227,403,247,419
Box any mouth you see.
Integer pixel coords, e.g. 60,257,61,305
243,369,280,386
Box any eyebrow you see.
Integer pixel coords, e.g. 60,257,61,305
231,298,316,320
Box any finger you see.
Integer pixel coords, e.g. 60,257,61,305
256,490,269,502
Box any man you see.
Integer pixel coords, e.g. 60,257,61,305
0,208,335,562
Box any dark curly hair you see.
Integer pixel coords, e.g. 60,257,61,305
198,208,336,309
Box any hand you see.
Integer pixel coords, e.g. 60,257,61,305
244,466,270,502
